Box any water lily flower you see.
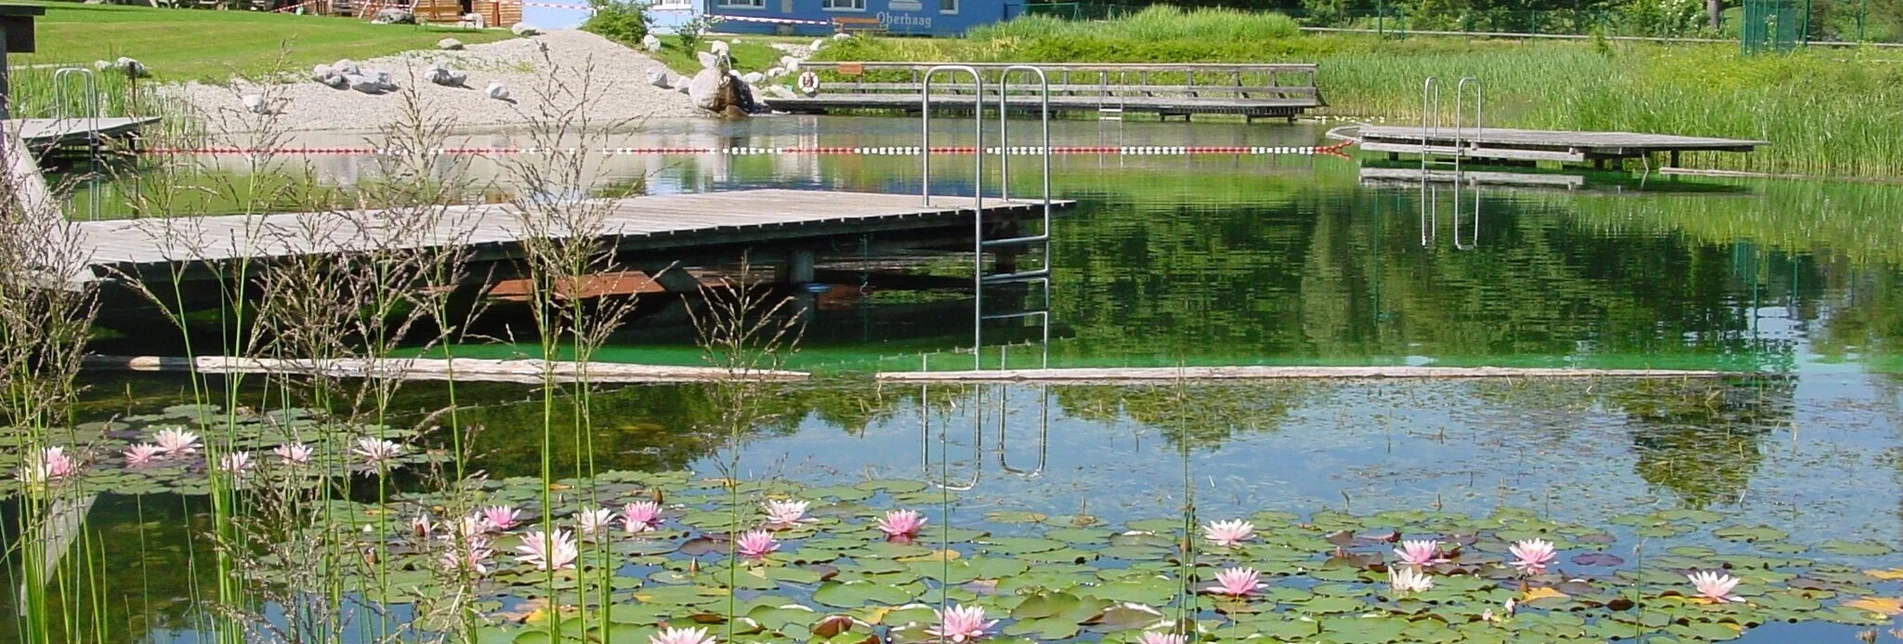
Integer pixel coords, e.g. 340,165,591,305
1205,566,1264,597
123,443,162,467
153,428,201,456
621,501,663,533
16,447,80,485
217,452,253,477
648,626,716,644
763,499,811,527
736,529,779,559
481,505,521,532
446,515,486,542
350,437,404,468
1393,539,1448,566
1389,565,1434,594
1687,570,1742,603
926,604,997,643
1203,519,1255,547
440,534,494,577
576,506,615,537
877,509,927,539
272,443,313,465
514,529,579,571
409,514,435,540
1138,632,1188,644
1509,538,1557,575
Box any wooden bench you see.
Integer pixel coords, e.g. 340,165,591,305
832,16,885,34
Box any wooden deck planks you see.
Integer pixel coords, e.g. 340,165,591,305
1359,126,1766,153
71,189,1066,279
879,366,1757,383
14,117,161,147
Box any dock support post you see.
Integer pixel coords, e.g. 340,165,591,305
1670,150,1681,168
789,249,816,285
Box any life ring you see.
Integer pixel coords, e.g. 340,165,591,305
797,71,820,96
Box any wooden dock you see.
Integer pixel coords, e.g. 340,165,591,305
768,62,1324,121
15,117,159,153
1358,166,1586,189
72,189,1069,283
1357,126,1765,167
85,355,810,384
878,366,1753,383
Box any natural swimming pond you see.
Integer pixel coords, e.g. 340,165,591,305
18,115,1903,643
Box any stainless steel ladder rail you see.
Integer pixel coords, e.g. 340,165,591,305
1420,76,1440,172
975,65,1053,370
1453,178,1480,251
1453,76,1483,175
53,68,103,220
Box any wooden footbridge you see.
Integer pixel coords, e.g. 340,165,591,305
766,62,1325,122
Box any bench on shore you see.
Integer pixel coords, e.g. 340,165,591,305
832,16,886,34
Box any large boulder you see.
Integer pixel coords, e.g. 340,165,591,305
767,66,785,78
333,59,361,76
346,74,384,94
115,57,148,78
709,40,730,56
810,38,825,52
371,8,414,23
696,51,721,70
642,34,662,51
511,22,542,36
438,38,464,50
645,67,672,88
779,55,801,71
687,67,729,112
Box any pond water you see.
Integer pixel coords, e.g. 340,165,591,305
23,115,1903,643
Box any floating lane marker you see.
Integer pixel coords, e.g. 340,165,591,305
141,141,1355,157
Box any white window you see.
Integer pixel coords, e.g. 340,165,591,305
717,0,761,8
938,0,954,12
653,0,690,9
822,0,864,11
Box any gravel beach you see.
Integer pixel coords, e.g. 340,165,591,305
163,30,706,132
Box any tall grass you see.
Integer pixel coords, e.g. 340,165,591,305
970,5,1300,42
6,64,146,119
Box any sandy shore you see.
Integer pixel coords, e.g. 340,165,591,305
163,30,705,132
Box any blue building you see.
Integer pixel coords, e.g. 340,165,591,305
646,0,1024,37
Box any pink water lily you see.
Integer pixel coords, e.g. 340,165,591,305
350,437,404,468
1389,565,1434,594
153,428,200,456
1509,538,1557,575
926,604,997,643
1206,566,1263,597
763,499,811,527
446,515,485,542
736,529,780,559
877,509,927,539
1688,570,1742,603
621,501,663,533
1203,519,1255,547
1394,539,1448,566
481,505,521,532
272,443,313,465
648,626,716,644
514,529,579,571
123,443,162,467
16,447,80,485
576,507,615,537
409,514,435,540
440,533,494,577
217,452,253,477
1137,632,1188,644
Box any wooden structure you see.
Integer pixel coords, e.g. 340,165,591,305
830,15,886,34
1358,166,1585,190
766,62,1325,122
0,4,45,120
14,117,160,155
71,189,1071,287
86,355,810,384
878,366,1750,383
1358,126,1766,168
404,0,517,25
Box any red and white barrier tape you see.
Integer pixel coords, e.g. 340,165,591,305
272,0,328,12
142,143,1355,157
707,13,833,25
509,1,595,10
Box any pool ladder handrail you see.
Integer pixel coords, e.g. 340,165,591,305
53,67,104,220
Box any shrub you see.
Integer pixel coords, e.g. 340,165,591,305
582,0,650,46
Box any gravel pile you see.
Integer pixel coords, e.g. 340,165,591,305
162,30,706,132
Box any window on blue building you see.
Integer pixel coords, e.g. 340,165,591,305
938,0,955,12
822,0,864,10
718,0,763,8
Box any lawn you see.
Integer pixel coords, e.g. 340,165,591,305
645,36,788,77
15,0,514,82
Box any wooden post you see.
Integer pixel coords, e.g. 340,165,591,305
1670,150,1681,167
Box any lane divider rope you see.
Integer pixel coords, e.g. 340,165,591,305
141,142,1356,157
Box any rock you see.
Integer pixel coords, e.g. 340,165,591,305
333,59,360,76
687,67,728,112
675,84,690,94
709,40,730,56
371,7,414,23
510,22,542,36
811,38,825,51
92,60,112,71
115,57,147,78
833,32,851,40
779,55,801,72
645,67,672,88
425,63,466,87
642,34,662,51
346,74,383,94
696,51,720,70
241,94,270,114
767,66,785,78
766,84,796,99
320,74,349,89
311,63,334,82
368,69,397,91
438,38,464,50
443,70,468,86
487,82,513,102
742,71,764,85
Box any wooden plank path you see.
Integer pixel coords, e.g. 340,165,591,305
1359,126,1765,166
772,62,1324,121
14,117,160,149
879,366,1759,383
72,189,1067,281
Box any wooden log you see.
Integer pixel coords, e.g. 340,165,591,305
877,366,1754,383
85,355,810,384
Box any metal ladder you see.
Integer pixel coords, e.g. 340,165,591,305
1419,76,1483,171
53,68,104,220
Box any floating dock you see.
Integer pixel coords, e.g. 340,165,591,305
1357,126,1765,167
15,117,159,154
767,62,1325,121
72,189,1069,284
